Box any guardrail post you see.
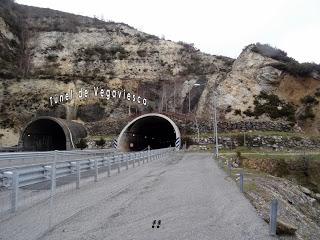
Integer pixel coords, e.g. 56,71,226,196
148,146,150,162
49,151,57,228
270,199,278,236
51,163,56,193
11,171,19,213
138,153,140,166
126,154,129,170
142,152,145,164
239,172,244,193
107,157,111,177
50,150,57,193
76,161,80,189
132,153,135,168
94,159,98,182
117,155,121,174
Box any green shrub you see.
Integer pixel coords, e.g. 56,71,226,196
95,137,106,148
243,109,255,117
46,54,58,62
234,109,242,116
75,138,88,150
109,44,127,55
298,95,318,121
252,43,290,62
225,105,232,113
82,45,128,61
236,150,242,160
137,49,147,57
243,92,296,122
300,95,319,105
251,43,320,77
298,106,315,120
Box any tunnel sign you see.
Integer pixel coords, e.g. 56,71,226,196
49,87,148,107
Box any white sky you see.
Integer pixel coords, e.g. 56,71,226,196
17,0,320,63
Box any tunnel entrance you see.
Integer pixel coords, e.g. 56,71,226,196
22,119,67,151
117,113,181,152
20,116,87,151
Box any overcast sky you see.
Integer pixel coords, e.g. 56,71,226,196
17,0,320,63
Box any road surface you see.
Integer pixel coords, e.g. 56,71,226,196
0,153,274,240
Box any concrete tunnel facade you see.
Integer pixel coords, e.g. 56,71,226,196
19,116,87,151
117,113,181,152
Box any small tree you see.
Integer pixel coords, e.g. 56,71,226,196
0,133,4,148
75,138,88,150
95,137,106,149
194,114,200,144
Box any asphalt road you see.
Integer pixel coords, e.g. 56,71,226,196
0,152,274,240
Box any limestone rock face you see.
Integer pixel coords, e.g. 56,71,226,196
217,45,284,120
0,1,320,146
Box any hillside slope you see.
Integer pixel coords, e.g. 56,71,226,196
0,0,319,146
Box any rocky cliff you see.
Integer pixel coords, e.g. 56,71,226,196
0,0,319,146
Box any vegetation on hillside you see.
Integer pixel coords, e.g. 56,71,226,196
243,91,296,122
251,43,320,78
298,95,319,120
95,137,106,148
75,138,88,149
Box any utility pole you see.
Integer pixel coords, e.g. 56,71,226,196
188,83,191,113
173,80,176,113
213,91,219,159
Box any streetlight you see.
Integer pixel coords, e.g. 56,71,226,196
210,64,221,159
193,83,203,144
187,80,200,112
187,81,192,113
190,81,219,158
213,91,219,159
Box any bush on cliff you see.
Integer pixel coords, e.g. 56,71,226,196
252,43,320,78
243,92,296,122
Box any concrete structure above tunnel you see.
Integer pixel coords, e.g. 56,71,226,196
19,116,87,151
117,113,181,152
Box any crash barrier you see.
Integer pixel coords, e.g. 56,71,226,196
0,149,115,168
0,147,174,215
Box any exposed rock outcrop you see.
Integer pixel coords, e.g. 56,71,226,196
0,1,320,146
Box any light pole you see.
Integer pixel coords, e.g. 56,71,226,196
213,64,220,159
193,83,204,144
191,82,219,158
213,91,219,158
188,81,191,113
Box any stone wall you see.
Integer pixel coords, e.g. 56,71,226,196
178,120,293,134
193,135,320,150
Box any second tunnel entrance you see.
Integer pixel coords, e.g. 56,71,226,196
117,113,181,152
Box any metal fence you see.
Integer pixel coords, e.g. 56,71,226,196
0,147,174,215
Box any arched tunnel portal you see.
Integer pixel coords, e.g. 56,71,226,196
117,113,181,152
19,117,87,151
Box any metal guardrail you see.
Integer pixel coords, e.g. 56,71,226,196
0,148,173,188
0,149,114,162
0,149,115,168
0,147,174,215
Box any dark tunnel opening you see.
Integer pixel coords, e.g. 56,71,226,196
22,119,67,151
119,116,178,152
